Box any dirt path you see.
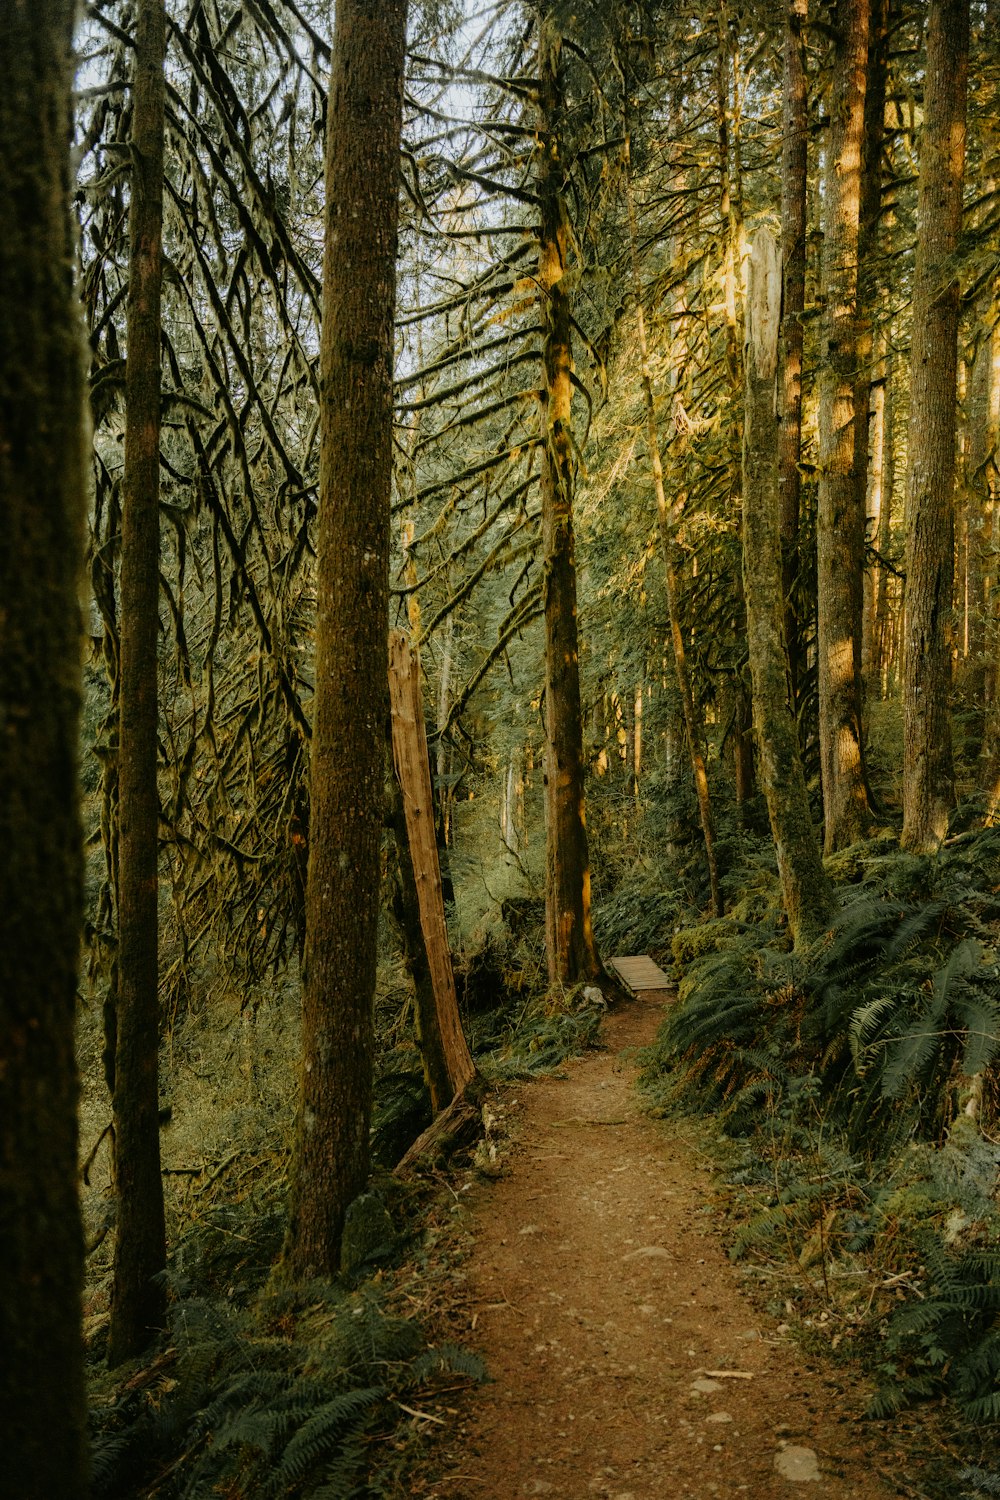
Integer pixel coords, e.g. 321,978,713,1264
429,993,902,1500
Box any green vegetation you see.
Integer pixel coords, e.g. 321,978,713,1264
641,826,1000,1459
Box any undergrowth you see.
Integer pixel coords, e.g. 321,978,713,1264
641,826,1000,1449
89,1280,486,1499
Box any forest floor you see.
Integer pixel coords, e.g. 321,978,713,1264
420,990,926,1500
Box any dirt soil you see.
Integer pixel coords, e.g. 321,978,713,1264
428,992,905,1500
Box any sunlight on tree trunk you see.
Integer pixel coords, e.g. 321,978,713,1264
816,0,872,854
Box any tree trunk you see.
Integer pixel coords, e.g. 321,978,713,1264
624,152,723,916
716,4,744,387
862,329,891,686
965,310,994,715
816,0,872,853
537,16,602,988
108,0,168,1367
0,2,88,1488
743,232,834,948
284,0,408,1278
854,0,889,739
779,0,809,704
853,0,888,553
389,632,475,1109
387,775,452,1116
901,0,969,852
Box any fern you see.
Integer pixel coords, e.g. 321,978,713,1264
91,1279,486,1500
307,1434,370,1500
959,1467,1000,1497
261,1387,385,1496
408,1342,488,1385
870,1234,1000,1424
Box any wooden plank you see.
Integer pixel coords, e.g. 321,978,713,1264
608,955,673,994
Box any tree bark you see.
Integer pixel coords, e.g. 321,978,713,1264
389,632,476,1110
779,0,809,704
624,151,723,916
284,0,408,1278
817,0,872,853
744,233,834,948
853,0,888,559
387,774,452,1116
862,329,892,687
537,16,602,988
0,1,88,1488
964,309,994,714
109,0,168,1367
901,0,969,852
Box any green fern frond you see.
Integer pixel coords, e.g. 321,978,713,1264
407,1343,488,1385
263,1386,384,1496
884,900,948,961
308,1435,370,1499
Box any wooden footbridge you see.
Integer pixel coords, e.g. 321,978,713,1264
607,955,673,997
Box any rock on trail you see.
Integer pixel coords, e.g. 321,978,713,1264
429,992,895,1500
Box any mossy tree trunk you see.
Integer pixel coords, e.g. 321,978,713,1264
109,0,168,1367
901,0,969,852
284,0,408,1278
816,0,872,854
743,232,834,948
537,15,602,989
0,1,88,1489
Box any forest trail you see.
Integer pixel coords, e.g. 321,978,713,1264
429,992,900,1500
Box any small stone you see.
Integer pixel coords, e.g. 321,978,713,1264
774,1445,821,1482
705,1411,733,1423
690,1378,724,1395
622,1245,671,1261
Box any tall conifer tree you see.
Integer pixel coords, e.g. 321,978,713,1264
284,0,409,1276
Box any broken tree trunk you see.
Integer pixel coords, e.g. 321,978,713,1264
389,631,476,1106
